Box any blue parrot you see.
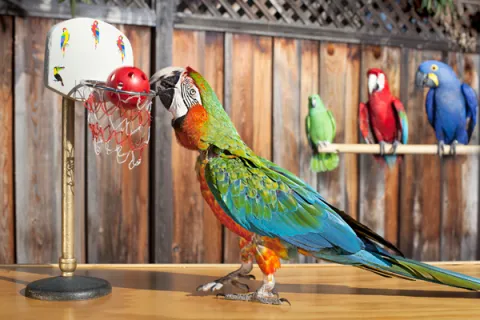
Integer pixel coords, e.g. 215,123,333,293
416,60,477,156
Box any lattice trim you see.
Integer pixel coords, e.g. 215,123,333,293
176,0,480,52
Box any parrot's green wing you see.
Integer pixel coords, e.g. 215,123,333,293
204,154,402,256
305,115,316,150
327,110,336,141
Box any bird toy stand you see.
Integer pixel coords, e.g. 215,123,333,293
25,98,112,301
24,17,154,301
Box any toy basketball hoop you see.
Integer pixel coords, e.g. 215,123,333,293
73,73,156,170
25,17,156,302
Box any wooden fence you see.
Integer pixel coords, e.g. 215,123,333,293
0,0,479,265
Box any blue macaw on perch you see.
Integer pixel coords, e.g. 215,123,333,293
416,60,478,156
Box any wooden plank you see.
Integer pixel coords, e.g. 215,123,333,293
0,0,156,26
344,45,361,220
358,45,401,246
399,49,443,261
0,16,14,264
14,18,62,263
225,34,273,263
151,0,175,263
441,52,465,261
441,53,479,261
298,39,319,264
202,32,224,263
273,38,300,175
273,37,301,262
171,30,226,263
462,54,479,261
87,25,151,263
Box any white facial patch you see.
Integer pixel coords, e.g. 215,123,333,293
368,74,378,94
377,73,385,91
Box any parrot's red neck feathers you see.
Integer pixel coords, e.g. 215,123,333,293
173,104,209,150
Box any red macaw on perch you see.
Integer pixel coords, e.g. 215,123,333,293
359,68,408,167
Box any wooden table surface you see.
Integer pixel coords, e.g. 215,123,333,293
1,262,480,319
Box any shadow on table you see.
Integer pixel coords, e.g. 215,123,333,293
1,266,479,299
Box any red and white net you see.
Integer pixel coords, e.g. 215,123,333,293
79,81,155,170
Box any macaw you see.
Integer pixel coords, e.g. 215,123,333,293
53,66,65,86
150,66,480,305
60,27,70,57
416,60,478,156
305,94,339,172
359,68,408,168
117,35,125,62
91,20,100,49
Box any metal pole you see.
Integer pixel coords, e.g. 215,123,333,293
59,98,76,277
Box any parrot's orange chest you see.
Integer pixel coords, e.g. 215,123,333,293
173,104,209,150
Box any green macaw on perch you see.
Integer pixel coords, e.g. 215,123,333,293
305,94,339,172
151,66,480,306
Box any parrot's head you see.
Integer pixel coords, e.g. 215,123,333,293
308,94,326,113
150,66,202,122
366,68,390,95
416,60,458,88
150,66,232,151
62,27,67,32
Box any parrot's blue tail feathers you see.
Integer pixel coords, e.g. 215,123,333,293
373,155,401,169
316,250,480,291
310,153,339,173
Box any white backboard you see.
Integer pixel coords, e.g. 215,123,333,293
44,18,134,100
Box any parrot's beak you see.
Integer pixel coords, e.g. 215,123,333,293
150,66,184,111
415,70,439,88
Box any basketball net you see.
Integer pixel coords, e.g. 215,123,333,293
75,80,155,170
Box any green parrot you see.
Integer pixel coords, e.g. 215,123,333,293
150,66,480,306
305,94,339,172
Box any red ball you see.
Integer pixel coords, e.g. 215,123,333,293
105,66,150,109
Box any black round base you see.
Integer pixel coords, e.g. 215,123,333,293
25,275,112,301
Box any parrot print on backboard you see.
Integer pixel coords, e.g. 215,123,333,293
60,27,70,57
150,66,480,306
305,94,339,172
359,68,408,168
416,60,478,156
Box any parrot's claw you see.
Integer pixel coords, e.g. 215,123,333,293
437,140,445,157
318,141,331,149
391,140,400,154
216,292,291,306
196,262,254,293
379,141,386,156
450,140,458,157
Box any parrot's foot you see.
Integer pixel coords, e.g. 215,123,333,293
450,140,458,157
379,141,386,155
317,141,331,149
196,261,254,293
216,274,290,306
391,140,400,154
437,140,445,157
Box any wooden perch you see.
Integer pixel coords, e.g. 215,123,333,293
316,143,480,155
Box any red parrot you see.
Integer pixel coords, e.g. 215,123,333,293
359,68,408,167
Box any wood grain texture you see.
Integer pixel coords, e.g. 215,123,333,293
87,25,151,263
225,34,273,263
298,40,319,264
462,54,479,261
2,263,480,319
171,30,225,263
344,45,361,220
441,53,479,261
358,46,401,246
399,49,443,261
14,18,62,263
202,32,224,263
0,16,14,264
273,38,301,262
273,38,300,176
151,0,175,263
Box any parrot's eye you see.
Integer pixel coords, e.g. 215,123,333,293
431,64,439,71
